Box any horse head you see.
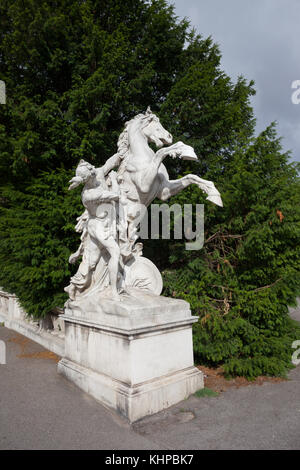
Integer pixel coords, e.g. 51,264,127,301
141,107,173,148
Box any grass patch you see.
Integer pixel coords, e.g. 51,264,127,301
194,387,218,398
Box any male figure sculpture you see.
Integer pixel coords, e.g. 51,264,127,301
65,160,121,301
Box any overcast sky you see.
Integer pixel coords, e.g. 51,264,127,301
171,0,300,162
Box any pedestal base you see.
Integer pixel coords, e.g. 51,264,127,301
58,290,204,422
58,359,203,422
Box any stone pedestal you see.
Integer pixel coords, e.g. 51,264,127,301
58,290,203,422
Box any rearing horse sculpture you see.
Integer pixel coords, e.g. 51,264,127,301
116,107,222,207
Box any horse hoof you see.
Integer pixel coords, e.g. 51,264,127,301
206,195,223,207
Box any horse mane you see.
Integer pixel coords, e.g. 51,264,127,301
117,108,158,175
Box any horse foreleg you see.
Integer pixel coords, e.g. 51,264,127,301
158,173,223,207
155,141,185,162
136,142,187,194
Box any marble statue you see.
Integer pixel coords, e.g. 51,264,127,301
59,107,223,421
64,107,222,303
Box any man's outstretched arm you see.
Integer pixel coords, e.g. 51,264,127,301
97,153,121,178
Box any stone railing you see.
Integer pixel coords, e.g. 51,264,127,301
0,289,65,356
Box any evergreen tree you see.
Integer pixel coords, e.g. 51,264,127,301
0,0,299,377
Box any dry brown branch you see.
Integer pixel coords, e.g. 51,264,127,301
205,232,244,243
204,231,221,244
252,278,283,293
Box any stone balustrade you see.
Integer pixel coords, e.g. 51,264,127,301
0,289,65,356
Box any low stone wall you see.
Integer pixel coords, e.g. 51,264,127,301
0,289,65,356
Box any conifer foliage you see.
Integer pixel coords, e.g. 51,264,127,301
0,0,299,377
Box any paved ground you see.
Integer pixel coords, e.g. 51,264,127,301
0,304,299,450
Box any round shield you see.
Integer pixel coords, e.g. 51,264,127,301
124,256,163,295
